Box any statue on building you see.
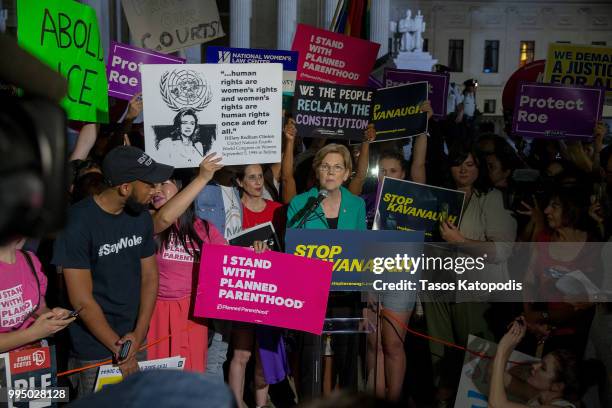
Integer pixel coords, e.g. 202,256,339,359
389,9,437,71
391,9,426,53
414,10,426,52
398,10,414,52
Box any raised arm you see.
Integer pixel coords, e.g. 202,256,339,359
489,319,529,408
153,154,223,234
410,100,433,184
69,123,98,161
591,121,606,172
122,93,143,134
348,124,376,195
281,118,298,204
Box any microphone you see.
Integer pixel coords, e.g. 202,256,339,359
292,189,329,228
314,189,329,206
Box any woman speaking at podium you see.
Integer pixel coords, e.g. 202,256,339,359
287,143,366,398
287,143,366,230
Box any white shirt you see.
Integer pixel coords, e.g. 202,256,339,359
463,92,476,117
157,138,205,167
220,186,242,239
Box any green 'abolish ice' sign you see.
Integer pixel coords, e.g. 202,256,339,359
18,0,109,123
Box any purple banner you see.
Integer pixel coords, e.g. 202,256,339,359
106,42,185,100
367,75,383,89
383,68,449,119
512,82,605,139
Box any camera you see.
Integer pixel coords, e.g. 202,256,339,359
506,168,548,213
0,34,69,240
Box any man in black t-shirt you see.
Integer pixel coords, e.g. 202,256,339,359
53,146,173,397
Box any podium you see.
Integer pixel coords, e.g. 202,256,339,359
305,315,374,398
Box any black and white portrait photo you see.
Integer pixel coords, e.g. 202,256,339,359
153,108,217,166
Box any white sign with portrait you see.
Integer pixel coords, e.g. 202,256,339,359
141,63,283,168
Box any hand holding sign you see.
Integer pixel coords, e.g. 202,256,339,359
197,153,224,182
594,121,607,152
252,240,269,253
421,100,433,121
283,118,297,142
126,92,143,120
439,220,465,243
364,123,376,143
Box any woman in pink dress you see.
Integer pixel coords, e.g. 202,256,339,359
147,154,224,371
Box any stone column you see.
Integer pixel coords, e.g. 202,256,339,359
369,0,390,58
323,0,338,30
230,0,252,48
277,0,298,50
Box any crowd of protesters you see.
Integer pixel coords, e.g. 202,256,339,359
1,77,611,408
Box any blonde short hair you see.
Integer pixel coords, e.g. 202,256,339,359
312,143,353,174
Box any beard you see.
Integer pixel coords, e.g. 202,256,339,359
124,194,148,214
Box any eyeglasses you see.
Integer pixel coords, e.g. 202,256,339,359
319,164,346,174
246,174,264,182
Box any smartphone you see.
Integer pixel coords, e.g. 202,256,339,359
118,340,132,361
64,307,83,320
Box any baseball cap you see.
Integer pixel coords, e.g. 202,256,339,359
102,146,174,186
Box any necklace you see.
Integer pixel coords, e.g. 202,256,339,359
221,186,239,209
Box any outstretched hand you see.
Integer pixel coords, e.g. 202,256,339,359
198,153,224,182
498,317,526,353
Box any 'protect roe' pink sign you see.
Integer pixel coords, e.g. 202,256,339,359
194,244,332,335
291,24,380,87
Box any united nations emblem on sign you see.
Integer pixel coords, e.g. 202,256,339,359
160,69,212,112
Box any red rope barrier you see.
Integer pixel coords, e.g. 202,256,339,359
57,328,188,377
382,308,531,366
57,309,531,377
